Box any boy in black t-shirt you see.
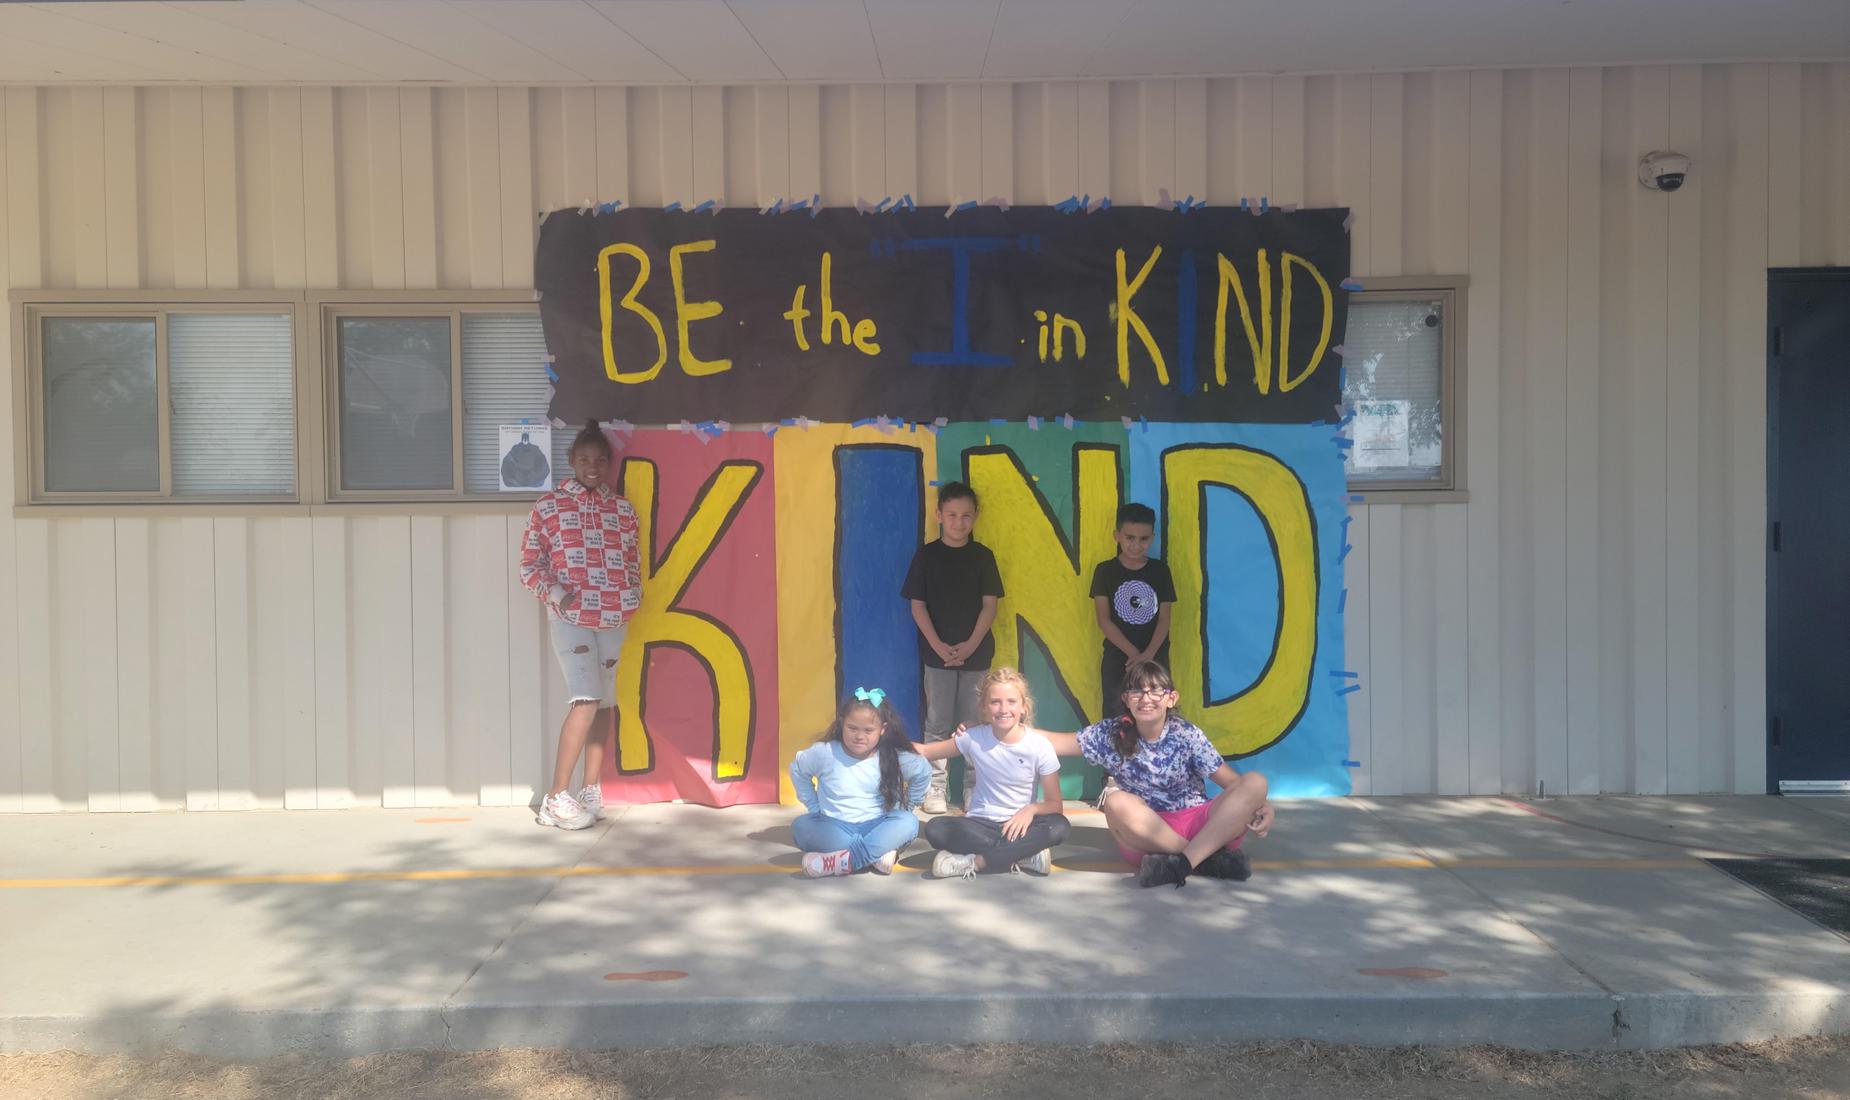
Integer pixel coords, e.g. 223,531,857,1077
900,481,1005,814
1090,502,1178,721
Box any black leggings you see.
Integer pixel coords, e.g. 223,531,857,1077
923,813,1072,872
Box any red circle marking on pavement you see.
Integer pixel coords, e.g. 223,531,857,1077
1357,967,1448,980
604,970,689,982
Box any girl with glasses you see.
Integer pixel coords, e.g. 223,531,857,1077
1041,659,1273,888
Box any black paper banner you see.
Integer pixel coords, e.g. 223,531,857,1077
536,205,1351,426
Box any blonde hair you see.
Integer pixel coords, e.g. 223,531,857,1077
981,666,1036,725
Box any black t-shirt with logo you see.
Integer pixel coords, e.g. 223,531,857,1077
1090,556,1178,656
901,539,1006,669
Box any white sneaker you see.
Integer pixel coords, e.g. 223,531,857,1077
932,850,979,879
870,850,898,875
577,785,605,819
1014,849,1052,876
921,789,949,815
536,791,594,831
802,849,853,878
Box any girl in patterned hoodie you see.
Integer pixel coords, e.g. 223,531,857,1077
518,420,642,831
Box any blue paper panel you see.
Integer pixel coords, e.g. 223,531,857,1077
1130,422,1351,797
836,445,927,740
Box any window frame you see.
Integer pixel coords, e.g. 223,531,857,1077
311,290,551,504
14,292,307,506
1343,275,1469,502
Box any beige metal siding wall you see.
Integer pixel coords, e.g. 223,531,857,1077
2,68,1848,810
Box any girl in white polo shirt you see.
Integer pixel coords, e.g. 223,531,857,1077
915,667,1070,878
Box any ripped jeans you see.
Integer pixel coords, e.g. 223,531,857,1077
547,618,626,707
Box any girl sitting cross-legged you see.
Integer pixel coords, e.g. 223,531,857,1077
788,688,931,877
1042,659,1274,889
916,667,1071,878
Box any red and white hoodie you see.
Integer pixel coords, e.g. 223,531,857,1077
518,479,642,630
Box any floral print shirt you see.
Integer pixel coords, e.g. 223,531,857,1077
1076,714,1227,812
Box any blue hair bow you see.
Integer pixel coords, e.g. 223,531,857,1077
853,686,886,708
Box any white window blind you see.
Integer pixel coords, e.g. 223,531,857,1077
169,313,295,496
461,313,572,493
1341,298,1446,485
40,317,160,493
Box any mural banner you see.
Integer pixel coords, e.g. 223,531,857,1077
592,420,1351,806
535,205,1351,425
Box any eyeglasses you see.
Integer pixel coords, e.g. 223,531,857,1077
1122,687,1172,700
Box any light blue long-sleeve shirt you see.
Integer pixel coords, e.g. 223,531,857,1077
789,741,931,822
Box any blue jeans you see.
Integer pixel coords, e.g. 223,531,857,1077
791,811,920,871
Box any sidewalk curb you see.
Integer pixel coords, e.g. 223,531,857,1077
7,989,1847,1056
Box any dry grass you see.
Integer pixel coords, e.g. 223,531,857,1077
3,1036,1848,1100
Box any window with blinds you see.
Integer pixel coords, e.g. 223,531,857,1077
461,313,571,494
169,313,295,496
33,310,296,499
323,306,567,498
1341,293,1454,489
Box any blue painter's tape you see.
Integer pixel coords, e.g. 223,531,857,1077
1336,684,1362,697
1339,515,1353,535
1333,436,1355,449
1349,494,1366,503
662,201,682,213
1342,759,1362,768
851,417,875,427
953,200,978,215
692,199,716,214
1340,277,1364,291
989,417,1008,425
544,364,558,382
1339,542,1353,562
1139,416,1149,433
1328,669,1360,679
927,479,940,486
1338,587,1348,613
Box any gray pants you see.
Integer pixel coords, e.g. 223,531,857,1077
921,666,986,798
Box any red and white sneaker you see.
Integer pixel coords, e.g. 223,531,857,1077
801,849,853,878
536,791,594,831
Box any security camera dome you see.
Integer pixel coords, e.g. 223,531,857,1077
1639,150,1692,192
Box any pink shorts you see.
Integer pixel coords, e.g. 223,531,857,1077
1110,797,1245,866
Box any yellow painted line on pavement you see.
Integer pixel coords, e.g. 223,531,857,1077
0,856,1700,890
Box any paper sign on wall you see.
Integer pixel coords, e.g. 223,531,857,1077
1352,400,1411,470
498,424,553,490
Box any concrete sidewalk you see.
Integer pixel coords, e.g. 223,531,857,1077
2,796,1848,1056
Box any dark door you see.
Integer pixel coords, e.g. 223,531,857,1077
1768,269,1850,792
